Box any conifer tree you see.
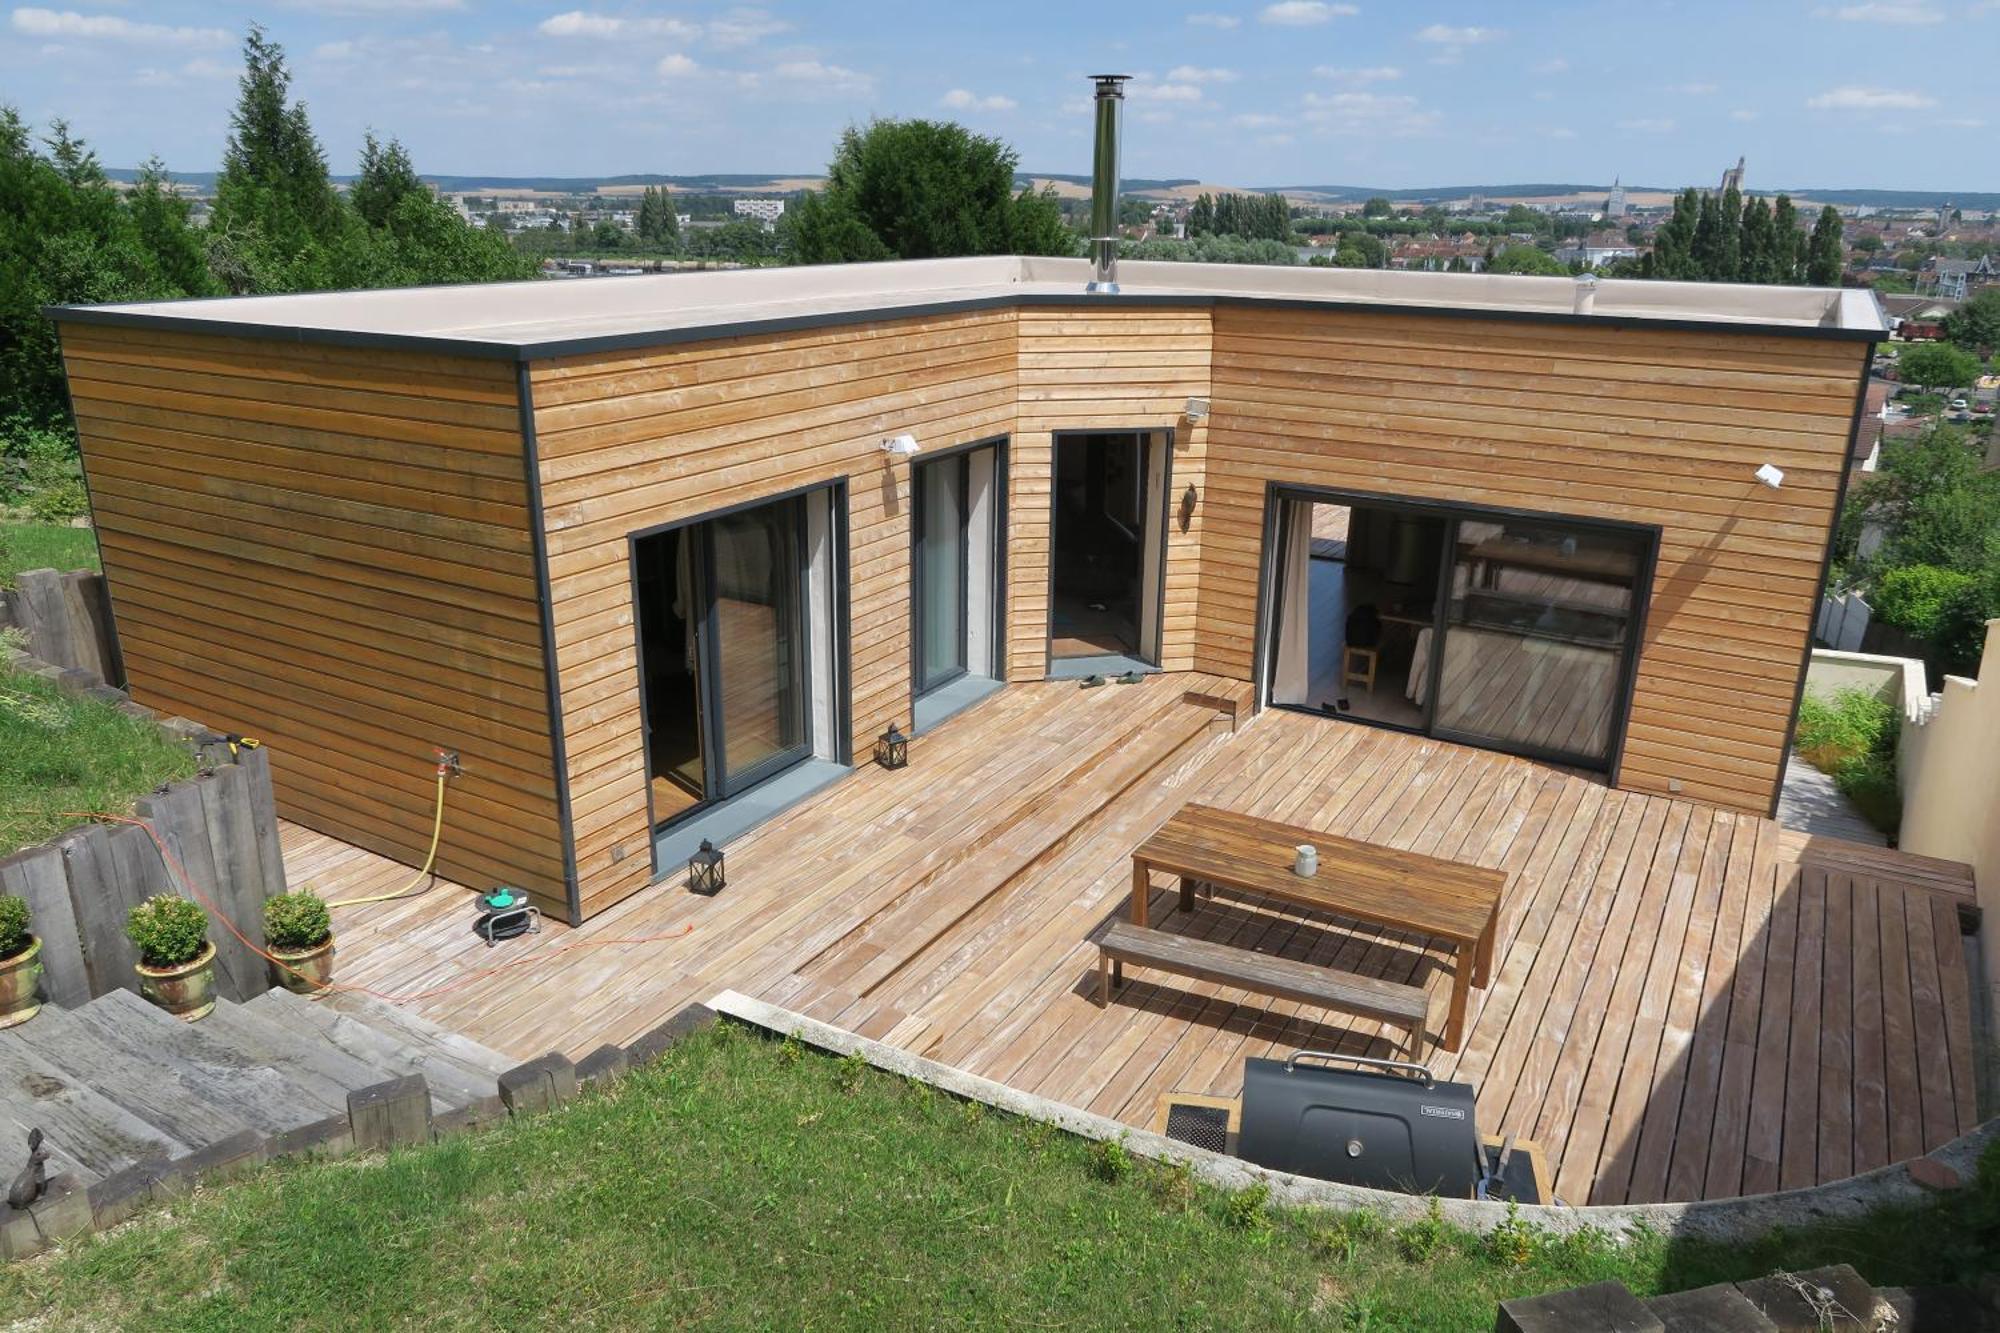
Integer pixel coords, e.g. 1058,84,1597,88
1772,194,1803,283
1805,204,1846,286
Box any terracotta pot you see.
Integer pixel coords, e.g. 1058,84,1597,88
270,936,335,995
0,937,43,1030
136,941,217,1022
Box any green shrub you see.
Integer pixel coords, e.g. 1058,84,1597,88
1796,688,1902,835
1089,1135,1133,1184
1870,564,1975,639
262,890,330,951
0,895,29,960
125,894,209,968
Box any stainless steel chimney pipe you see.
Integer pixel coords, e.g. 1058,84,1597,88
1087,74,1129,293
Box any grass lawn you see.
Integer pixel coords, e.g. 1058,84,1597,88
0,520,100,587
3,1022,1994,1331
0,664,194,852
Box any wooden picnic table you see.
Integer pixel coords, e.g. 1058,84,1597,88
1128,804,1506,1052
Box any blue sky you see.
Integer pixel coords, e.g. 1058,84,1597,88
3,1,1994,190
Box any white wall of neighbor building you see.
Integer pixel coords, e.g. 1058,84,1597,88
1894,621,2000,1029
1806,626,1999,1035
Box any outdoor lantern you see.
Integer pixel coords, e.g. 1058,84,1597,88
874,722,909,770
687,839,725,896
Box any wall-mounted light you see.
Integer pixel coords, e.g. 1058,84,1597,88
880,433,920,457
1178,482,1198,533
1183,396,1211,422
1755,463,1784,489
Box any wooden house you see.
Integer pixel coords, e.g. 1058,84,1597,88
51,258,1882,923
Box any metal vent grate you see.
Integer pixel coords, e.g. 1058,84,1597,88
1162,1101,1231,1154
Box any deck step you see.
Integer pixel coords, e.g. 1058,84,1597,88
200,998,454,1116
1775,829,1976,897
0,1034,189,1186
5,998,274,1146
246,989,506,1109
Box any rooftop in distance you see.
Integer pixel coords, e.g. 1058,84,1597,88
52,255,1886,359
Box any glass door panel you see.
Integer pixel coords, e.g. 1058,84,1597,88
708,498,808,794
1431,518,1643,765
916,453,968,693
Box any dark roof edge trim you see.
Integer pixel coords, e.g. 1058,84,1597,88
46,287,1880,365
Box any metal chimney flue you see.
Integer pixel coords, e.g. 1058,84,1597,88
1087,74,1129,293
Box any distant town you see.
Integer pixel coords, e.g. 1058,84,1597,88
109,158,1998,320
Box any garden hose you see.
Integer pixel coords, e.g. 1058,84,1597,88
325,763,449,910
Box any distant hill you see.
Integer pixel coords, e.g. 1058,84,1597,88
100,166,1998,211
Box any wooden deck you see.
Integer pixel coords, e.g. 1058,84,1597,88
297,675,1982,1206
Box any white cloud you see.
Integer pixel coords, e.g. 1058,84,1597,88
1806,85,1937,109
1313,64,1401,82
1415,23,1501,43
537,11,699,39
773,59,872,96
940,88,1017,111
1186,11,1241,26
1231,111,1287,127
1262,1,1356,25
1131,79,1204,102
537,8,780,46
1940,115,1986,127
1302,89,1439,135
707,7,788,47
1531,57,1568,74
10,7,230,45
273,0,464,12
1168,64,1238,83
1818,2,1944,21
657,53,699,76
1615,117,1676,133
1730,108,1760,121
1545,127,1577,139
1667,81,1719,94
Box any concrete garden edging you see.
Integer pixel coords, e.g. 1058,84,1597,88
705,988,1998,1244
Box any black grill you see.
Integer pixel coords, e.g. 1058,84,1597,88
1162,1102,1232,1154
1238,1051,1482,1197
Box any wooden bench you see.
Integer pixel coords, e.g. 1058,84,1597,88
1096,921,1430,1054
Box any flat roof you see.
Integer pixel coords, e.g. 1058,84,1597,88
51,255,1886,360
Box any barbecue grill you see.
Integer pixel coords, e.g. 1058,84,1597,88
1237,1051,1541,1202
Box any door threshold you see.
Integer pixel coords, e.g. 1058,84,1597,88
651,758,849,882
1048,654,1159,682
914,674,1004,734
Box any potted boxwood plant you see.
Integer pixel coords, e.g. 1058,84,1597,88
0,895,42,1029
126,895,215,1021
264,889,333,994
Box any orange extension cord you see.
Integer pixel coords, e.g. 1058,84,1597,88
67,811,694,1006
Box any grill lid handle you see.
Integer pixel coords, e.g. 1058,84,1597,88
1283,1050,1436,1088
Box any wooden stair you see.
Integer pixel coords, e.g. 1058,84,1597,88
0,987,513,1191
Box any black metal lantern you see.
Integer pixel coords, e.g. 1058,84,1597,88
687,839,725,895
874,722,909,770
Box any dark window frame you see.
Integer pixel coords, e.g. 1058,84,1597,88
1255,481,1660,781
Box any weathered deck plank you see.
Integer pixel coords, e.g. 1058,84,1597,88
307,677,1979,1205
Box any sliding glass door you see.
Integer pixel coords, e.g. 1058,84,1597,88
1430,518,1644,766
915,452,969,694
634,493,813,830
708,499,809,795
1264,489,1652,771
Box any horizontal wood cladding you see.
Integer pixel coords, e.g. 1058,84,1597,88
59,325,568,910
1013,306,1213,677
1199,305,1866,815
530,309,1020,917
